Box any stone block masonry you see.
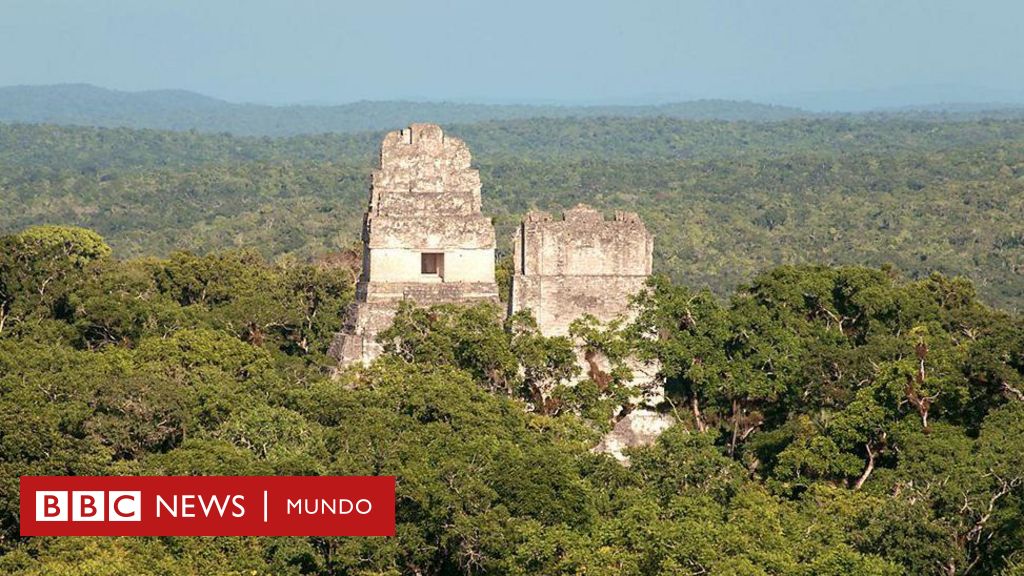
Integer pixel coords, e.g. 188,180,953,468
329,124,499,366
329,124,668,460
509,204,654,337
331,124,656,382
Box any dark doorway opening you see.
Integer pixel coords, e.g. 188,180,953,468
421,253,444,277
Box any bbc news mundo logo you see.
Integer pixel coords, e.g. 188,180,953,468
20,476,395,537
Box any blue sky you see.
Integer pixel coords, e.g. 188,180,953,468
1,0,1022,108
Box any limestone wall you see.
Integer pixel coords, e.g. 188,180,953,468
365,216,495,250
359,123,496,288
510,204,653,336
511,275,650,336
331,124,499,367
370,123,482,215
367,248,497,284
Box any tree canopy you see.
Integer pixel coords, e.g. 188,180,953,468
1,225,1021,575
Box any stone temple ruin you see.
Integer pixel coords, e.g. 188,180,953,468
330,123,670,462
329,124,499,365
331,122,653,367
509,205,654,337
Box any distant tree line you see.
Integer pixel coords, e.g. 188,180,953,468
1,118,1022,311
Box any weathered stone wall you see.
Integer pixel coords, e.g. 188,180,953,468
509,204,654,336
330,124,499,367
593,409,677,465
364,248,495,285
369,123,482,216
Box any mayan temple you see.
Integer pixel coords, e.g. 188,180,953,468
509,205,654,336
330,123,656,375
329,124,499,366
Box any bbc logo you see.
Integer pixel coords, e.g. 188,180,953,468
35,491,141,522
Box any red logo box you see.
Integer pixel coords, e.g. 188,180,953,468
20,476,395,536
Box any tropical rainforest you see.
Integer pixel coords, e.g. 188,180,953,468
1,115,1022,311
0,108,1023,575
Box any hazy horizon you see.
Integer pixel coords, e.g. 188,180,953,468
2,0,1023,111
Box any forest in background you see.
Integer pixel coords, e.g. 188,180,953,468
4,85,1024,137
0,84,811,136
1,116,1022,311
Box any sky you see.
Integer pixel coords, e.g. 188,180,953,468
1,0,1023,109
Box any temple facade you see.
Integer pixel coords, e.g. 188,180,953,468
329,124,499,366
508,205,654,336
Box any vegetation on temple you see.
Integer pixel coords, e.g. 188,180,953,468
1,225,1022,575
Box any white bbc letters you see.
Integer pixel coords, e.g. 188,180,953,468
34,490,141,522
